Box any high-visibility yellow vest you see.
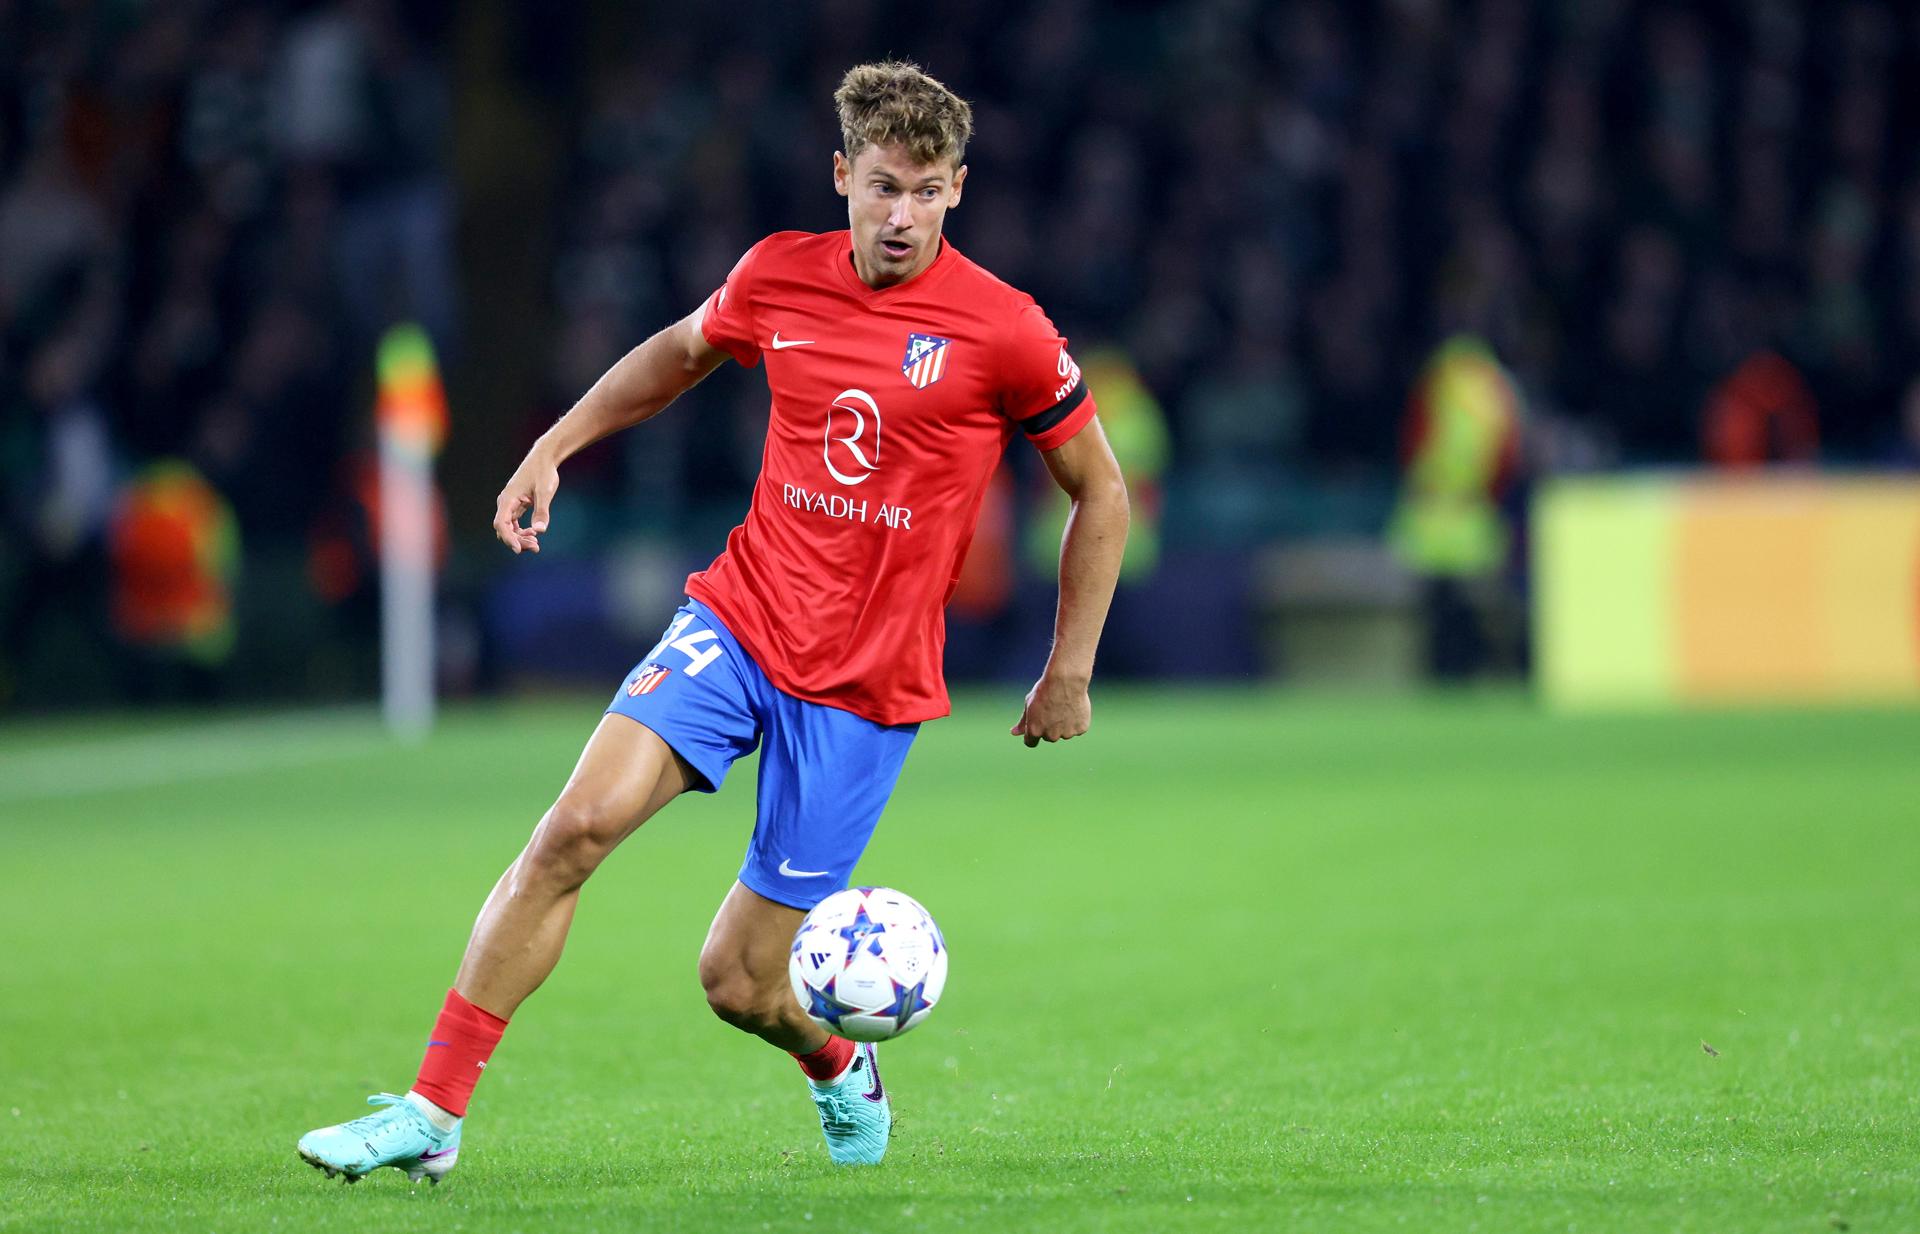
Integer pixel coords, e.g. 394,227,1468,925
1024,348,1168,581
108,461,241,663
1388,336,1520,577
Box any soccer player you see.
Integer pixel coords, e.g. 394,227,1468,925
297,60,1128,1180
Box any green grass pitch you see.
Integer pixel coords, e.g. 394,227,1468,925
1,689,1915,1232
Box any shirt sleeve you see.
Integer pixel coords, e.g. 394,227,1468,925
698,240,766,368
998,302,1097,451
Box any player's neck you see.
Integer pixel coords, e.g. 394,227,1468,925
849,236,944,291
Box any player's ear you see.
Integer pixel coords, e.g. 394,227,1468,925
948,164,966,208
833,151,851,198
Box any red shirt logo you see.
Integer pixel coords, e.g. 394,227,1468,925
823,388,882,486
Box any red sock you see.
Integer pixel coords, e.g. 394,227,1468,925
793,1035,855,1082
412,988,509,1117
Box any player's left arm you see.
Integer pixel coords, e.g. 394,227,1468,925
1011,416,1130,748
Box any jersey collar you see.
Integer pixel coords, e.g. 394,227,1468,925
833,230,960,302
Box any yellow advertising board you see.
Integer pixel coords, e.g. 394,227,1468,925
1533,476,1920,707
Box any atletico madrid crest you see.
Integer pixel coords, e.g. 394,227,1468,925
626,663,670,697
901,333,951,389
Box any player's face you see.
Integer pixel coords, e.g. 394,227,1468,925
834,143,966,289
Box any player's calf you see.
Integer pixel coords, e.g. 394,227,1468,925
701,962,816,1048
702,952,893,1166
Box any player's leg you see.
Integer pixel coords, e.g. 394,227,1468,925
698,880,824,1052
701,686,918,1165
455,715,695,1017
697,879,888,1166
299,600,761,1184
297,716,694,1184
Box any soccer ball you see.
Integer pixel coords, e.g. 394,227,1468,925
788,886,948,1042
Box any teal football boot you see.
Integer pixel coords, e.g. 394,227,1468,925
297,1093,461,1184
808,1042,891,1165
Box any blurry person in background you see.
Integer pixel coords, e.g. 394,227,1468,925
1027,347,1168,582
0,135,108,342
1388,336,1522,681
0,328,118,705
106,461,240,702
1702,350,1820,468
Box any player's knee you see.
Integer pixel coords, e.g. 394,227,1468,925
524,794,625,889
699,960,782,1032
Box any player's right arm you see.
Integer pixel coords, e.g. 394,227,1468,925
493,307,729,554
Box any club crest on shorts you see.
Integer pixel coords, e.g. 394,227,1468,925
901,333,951,389
626,663,671,697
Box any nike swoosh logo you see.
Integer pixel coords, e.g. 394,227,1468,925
861,1044,885,1102
770,333,815,349
778,858,830,877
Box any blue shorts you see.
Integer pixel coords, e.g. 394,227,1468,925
605,599,919,910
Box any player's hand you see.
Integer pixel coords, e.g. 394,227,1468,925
492,449,560,554
1010,672,1091,748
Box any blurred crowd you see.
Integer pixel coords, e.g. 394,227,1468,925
4,0,1920,706
554,0,1920,488
1,0,455,702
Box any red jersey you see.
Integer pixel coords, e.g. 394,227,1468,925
686,229,1097,726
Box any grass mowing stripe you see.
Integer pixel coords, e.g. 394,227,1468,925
0,709,388,805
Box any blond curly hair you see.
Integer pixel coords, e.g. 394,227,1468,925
834,61,973,170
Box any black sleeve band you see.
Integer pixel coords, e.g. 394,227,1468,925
1018,380,1088,438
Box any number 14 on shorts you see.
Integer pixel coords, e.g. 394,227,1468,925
645,612,726,678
